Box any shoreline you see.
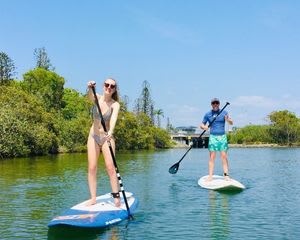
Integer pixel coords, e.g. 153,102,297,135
229,143,300,148
229,143,279,148
172,142,300,148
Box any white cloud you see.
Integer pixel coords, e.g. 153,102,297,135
259,3,291,31
164,95,300,128
166,104,202,127
229,95,300,126
232,95,300,112
231,96,276,108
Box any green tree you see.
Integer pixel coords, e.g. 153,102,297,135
0,85,58,157
268,110,300,145
61,88,90,120
121,95,130,112
57,88,91,152
228,125,272,144
153,126,173,148
114,111,151,150
0,52,16,85
22,68,65,110
134,80,154,121
153,108,164,127
57,115,90,152
34,47,54,70
166,117,175,133
114,107,172,150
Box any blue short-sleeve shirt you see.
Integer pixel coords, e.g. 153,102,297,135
202,110,228,135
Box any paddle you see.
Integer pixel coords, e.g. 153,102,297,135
168,102,230,174
91,86,133,219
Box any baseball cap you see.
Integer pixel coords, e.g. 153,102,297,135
211,98,220,103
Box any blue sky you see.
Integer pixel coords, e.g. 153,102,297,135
1,0,300,128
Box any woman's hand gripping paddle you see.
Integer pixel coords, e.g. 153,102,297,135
168,102,230,174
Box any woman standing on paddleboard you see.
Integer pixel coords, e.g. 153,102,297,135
200,98,233,181
86,78,121,207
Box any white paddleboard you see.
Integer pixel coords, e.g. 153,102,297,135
48,192,138,228
198,175,245,191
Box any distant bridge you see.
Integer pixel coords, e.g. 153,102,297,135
171,133,209,148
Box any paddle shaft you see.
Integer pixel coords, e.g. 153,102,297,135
176,102,230,165
91,86,132,218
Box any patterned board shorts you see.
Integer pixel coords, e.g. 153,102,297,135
208,134,228,152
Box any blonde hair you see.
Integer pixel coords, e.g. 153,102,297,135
105,78,119,102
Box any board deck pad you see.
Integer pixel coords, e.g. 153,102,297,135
48,192,138,228
198,175,245,192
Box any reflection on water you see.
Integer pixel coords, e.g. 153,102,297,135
48,224,122,240
208,191,229,240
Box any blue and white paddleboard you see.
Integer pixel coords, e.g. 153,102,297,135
198,175,245,192
48,192,138,228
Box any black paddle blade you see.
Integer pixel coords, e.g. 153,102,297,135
169,162,179,174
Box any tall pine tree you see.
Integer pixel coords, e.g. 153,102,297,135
0,52,16,85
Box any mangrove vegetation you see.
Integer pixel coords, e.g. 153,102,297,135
0,50,172,158
228,110,300,146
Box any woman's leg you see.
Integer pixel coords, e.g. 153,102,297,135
220,151,230,180
102,139,120,207
208,151,216,181
87,135,100,205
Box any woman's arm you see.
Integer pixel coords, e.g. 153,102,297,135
107,101,120,136
87,81,96,102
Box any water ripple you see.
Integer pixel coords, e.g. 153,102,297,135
1,149,300,239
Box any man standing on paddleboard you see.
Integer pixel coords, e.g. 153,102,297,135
200,98,233,181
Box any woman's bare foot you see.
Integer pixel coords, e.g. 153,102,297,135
114,197,121,207
206,175,213,182
86,198,97,206
111,192,121,207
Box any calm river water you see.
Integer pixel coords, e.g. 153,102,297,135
1,148,300,239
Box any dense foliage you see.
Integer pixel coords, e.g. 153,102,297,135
22,68,65,110
0,84,58,157
0,52,172,158
268,110,300,145
228,125,273,144
114,111,172,150
228,111,300,146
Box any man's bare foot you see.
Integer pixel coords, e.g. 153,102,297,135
224,173,230,181
224,176,231,181
86,198,97,206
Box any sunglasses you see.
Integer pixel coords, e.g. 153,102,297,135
211,101,220,105
104,83,116,89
